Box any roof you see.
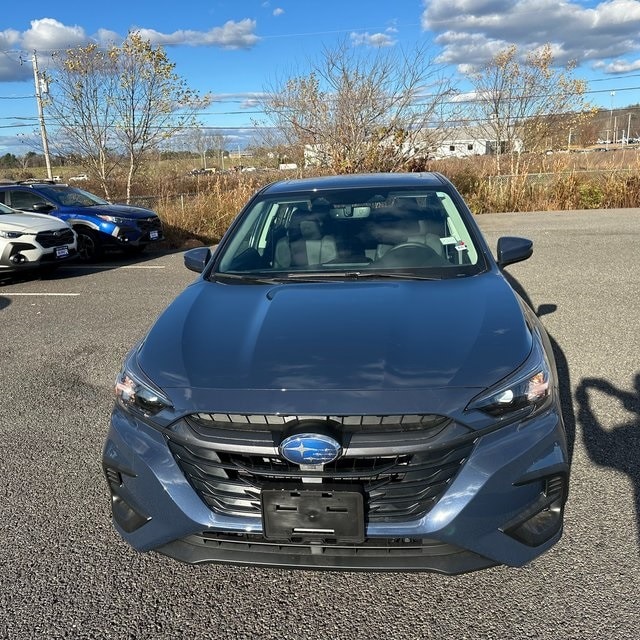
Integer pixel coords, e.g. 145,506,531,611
260,172,449,195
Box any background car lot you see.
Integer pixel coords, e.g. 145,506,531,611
1,208,638,639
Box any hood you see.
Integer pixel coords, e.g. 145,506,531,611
0,212,71,233
61,203,157,219
138,273,532,399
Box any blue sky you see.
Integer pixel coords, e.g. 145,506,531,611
2,0,640,155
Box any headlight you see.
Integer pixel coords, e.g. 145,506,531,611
97,215,129,225
467,330,552,418
0,230,23,239
115,359,172,417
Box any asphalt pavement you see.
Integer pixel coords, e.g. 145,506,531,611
1,208,639,639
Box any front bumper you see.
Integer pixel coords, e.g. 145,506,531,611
0,240,78,272
100,218,164,247
103,404,568,574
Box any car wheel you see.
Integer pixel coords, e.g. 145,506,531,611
76,228,102,262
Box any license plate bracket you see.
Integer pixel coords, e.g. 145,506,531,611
261,485,365,543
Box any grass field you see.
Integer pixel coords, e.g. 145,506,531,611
6,147,640,247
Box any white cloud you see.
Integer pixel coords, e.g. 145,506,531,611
273,8,285,16
21,18,89,52
136,19,259,50
211,91,267,103
350,31,396,47
95,29,120,46
0,28,21,49
0,17,261,82
422,0,640,74
596,58,640,73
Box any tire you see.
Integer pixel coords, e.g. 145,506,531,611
76,228,102,262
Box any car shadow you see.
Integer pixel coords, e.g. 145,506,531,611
0,295,10,311
575,374,640,548
501,271,577,466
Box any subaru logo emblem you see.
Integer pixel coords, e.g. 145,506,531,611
279,433,342,466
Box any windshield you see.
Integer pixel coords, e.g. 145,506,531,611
39,186,108,207
215,186,487,280
0,202,16,215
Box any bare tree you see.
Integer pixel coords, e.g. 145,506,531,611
464,44,592,174
43,44,119,198
114,33,209,199
183,128,231,170
260,41,455,173
44,32,209,200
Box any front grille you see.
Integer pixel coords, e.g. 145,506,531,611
136,217,162,233
159,531,498,572
168,433,474,524
36,228,75,248
196,531,445,555
190,412,450,433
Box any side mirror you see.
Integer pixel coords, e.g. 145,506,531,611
183,246,212,273
31,202,55,213
496,236,533,268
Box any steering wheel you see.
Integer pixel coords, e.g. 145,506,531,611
375,242,447,267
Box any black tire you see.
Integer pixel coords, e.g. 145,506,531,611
76,228,102,262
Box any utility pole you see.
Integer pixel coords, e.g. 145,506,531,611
609,91,615,144
31,51,53,180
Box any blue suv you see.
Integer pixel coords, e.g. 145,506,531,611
0,181,163,261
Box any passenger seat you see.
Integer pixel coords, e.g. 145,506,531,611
274,210,337,267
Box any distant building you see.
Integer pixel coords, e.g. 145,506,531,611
304,127,524,167
418,127,524,160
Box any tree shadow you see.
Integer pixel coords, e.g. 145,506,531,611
501,271,577,465
576,374,640,548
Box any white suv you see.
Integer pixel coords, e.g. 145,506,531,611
0,202,78,276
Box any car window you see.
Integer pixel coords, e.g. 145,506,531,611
8,190,48,210
216,187,487,279
0,202,15,215
38,186,108,207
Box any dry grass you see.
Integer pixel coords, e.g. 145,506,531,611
10,148,640,246
155,173,273,247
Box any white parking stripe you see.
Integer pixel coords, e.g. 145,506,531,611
4,293,81,296
59,264,166,270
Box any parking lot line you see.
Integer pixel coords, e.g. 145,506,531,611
4,292,81,296
60,264,166,270
120,265,166,269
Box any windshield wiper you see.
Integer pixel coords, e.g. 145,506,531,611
284,271,441,281
212,272,284,285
